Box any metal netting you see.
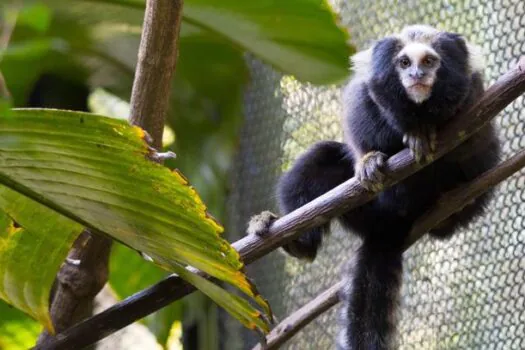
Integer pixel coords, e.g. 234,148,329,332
222,0,525,349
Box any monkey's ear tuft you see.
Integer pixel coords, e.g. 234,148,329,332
350,48,373,78
370,37,402,77
466,42,485,73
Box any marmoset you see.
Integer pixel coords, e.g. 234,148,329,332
249,25,500,349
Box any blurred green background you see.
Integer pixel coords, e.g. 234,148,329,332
0,1,353,349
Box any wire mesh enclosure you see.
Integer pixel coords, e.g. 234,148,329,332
223,0,525,349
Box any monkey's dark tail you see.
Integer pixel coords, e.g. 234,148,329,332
337,238,403,350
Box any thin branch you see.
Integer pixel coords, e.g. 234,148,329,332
406,147,525,245
46,57,525,350
36,0,183,348
0,4,17,99
0,4,17,55
0,71,10,100
36,231,112,347
255,145,525,349
252,281,342,350
128,0,183,150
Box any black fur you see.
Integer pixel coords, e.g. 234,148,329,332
276,29,500,349
337,241,403,350
277,141,354,260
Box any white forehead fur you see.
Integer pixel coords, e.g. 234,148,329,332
398,24,439,44
350,24,484,78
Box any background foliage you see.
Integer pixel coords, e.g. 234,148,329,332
0,1,353,348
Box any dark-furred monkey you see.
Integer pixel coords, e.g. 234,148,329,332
249,25,500,349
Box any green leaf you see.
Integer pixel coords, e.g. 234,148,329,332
171,264,269,333
39,0,353,84
89,89,182,343
0,186,83,332
0,99,10,117
183,0,353,84
0,300,41,350
1,39,55,60
0,109,270,333
17,3,52,33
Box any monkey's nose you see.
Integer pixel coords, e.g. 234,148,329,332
409,69,426,79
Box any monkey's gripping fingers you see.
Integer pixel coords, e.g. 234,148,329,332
247,210,278,237
403,125,437,163
355,151,388,192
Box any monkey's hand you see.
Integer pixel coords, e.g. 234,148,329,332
403,125,437,163
355,151,388,192
247,210,278,237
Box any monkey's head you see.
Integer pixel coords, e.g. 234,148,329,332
394,41,441,103
352,25,484,109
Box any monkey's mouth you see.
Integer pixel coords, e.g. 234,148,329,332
408,83,430,89
406,83,432,103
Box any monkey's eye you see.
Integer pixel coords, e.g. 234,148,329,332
399,57,411,69
423,56,437,67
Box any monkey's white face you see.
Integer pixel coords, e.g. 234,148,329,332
394,42,441,104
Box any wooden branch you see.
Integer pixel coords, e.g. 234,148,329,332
129,0,183,150
407,147,525,245
234,56,525,265
0,71,10,100
255,145,525,349
0,5,17,99
35,1,183,348
252,281,342,350
0,4,17,54
45,57,525,350
36,231,112,347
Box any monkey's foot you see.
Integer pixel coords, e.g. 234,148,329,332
403,125,437,163
355,151,387,192
247,210,278,237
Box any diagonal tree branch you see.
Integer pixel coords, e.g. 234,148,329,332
46,57,525,350
254,146,525,349
252,281,342,350
35,0,183,348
